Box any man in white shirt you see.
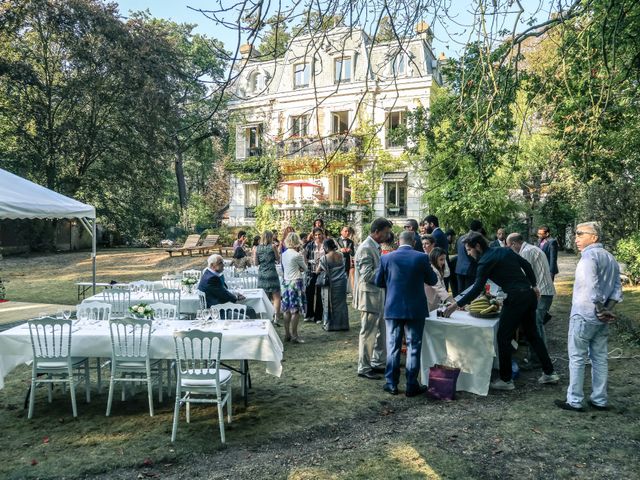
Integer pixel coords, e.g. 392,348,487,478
507,233,556,358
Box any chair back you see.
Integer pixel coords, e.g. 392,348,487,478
173,330,223,389
103,288,131,317
153,288,181,313
211,302,247,320
77,301,111,321
199,234,220,248
149,302,178,321
109,318,152,362
182,269,202,282
162,275,181,289
129,280,155,293
28,317,73,362
182,234,202,249
197,290,207,310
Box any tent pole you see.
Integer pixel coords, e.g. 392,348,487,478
92,219,97,295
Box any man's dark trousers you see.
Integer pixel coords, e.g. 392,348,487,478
497,289,554,381
385,317,424,392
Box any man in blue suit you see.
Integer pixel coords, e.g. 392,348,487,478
375,231,437,396
198,254,257,318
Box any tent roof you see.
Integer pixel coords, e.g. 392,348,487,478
0,168,95,220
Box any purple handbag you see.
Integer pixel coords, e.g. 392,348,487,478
427,364,461,400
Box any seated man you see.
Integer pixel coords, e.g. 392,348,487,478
198,254,257,318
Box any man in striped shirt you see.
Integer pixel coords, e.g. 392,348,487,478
507,233,556,350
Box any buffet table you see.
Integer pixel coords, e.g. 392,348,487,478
421,310,499,396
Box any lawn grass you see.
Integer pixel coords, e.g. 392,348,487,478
0,249,639,479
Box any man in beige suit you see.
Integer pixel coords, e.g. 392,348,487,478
354,217,393,380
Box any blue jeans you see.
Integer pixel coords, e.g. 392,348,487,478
567,315,609,407
385,318,424,392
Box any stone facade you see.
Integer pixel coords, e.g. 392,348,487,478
226,25,442,227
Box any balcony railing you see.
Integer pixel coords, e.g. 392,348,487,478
275,204,360,225
276,135,361,159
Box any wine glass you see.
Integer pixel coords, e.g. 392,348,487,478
63,310,72,320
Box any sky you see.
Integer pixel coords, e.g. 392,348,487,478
115,1,556,58
115,0,569,57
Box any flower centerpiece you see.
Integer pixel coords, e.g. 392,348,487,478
181,276,198,293
129,303,154,319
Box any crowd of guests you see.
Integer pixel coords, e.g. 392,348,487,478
198,215,622,410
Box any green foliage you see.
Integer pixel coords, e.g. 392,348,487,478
258,14,290,60
616,234,640,282
255,202,279,234
225,154,282,197
0,0,228,242
186,193,216,230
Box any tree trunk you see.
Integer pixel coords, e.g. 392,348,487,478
175,148,188,211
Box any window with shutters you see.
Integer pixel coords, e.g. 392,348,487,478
331,111,349,134
291,115,309,137
386,110,407,148
236,124,263,159
244,183,259,218
384,172,407,217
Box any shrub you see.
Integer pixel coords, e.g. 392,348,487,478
616,233,640,283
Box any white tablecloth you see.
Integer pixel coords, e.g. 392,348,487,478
84,287,275,319
421,310,499,396
0,319,283,390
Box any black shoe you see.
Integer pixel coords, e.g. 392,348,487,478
554,399,585,412
588,400,610,411
358,371,381,380
371,366,386,374
383,384,398,395
405,385,428,398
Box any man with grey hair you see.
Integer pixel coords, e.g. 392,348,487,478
507,232,556,365
197,254,257,318
555,221,622,412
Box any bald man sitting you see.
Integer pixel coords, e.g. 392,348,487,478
198,254,257,318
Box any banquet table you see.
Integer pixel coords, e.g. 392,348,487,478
421,310,499,396
0,319,283,395
84,287,275,319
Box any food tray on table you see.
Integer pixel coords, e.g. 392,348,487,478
468,310,500,319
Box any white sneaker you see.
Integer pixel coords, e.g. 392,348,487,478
490,379,515,391
538,372,560,384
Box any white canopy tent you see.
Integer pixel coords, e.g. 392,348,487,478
0,168,98,292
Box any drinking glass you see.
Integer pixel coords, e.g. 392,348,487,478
63,310,72,320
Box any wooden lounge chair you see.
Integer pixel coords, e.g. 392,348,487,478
165,234,202,257
194,234,222,256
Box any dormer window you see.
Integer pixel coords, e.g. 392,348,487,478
294,63,310,88
393,54,406,76
334,57,352,83
250,71,264,93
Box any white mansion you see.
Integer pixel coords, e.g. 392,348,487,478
225,23,443,226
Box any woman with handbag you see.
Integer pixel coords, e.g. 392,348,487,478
316,238,350,331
